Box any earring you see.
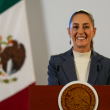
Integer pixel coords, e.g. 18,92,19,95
69,38,71,45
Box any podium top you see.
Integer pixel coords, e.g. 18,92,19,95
29,85,110,110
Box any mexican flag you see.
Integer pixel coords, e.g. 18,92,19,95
0,0,35,110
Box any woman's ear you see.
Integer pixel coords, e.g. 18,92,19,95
67,28,71,37
92,27,97,38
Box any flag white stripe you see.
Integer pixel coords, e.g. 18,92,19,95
0,0,35,102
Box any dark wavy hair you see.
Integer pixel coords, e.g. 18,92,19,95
69,9,95,49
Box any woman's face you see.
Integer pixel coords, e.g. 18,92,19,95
68,13,96,52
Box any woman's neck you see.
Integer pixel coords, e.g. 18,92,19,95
73,46,91,53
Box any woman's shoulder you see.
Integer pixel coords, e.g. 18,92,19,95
101,55,110,63
93,50,110,63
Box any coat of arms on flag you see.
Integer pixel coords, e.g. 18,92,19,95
0,35,26,83
0,0,35,109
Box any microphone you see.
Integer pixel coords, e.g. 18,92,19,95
97,65,99,72
57,65,60,71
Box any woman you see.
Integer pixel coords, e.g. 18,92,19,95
47,9,110,85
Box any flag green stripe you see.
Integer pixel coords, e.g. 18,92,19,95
0,0,21,14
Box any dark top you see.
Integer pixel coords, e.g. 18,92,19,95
47,47,110,85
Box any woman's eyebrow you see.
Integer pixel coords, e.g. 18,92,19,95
72,23,90,25
73,23,79,25
83,23,90,25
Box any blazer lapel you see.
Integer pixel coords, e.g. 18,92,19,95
60,48,103,84
61,47,77,82
87,50,102,85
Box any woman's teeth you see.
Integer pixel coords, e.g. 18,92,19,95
77,37,86,40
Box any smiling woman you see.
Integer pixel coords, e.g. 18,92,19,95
67,10,96,53
47,9,110,85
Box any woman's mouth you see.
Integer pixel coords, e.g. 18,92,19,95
77,37,85,40
77,37,87,40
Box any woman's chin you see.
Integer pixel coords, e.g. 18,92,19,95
76,44,88,48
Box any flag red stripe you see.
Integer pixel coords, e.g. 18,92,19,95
0,83,35,110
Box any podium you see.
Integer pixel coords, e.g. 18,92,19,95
29,85,110,110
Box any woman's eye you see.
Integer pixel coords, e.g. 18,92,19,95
84,26,89,29
73,26,78,29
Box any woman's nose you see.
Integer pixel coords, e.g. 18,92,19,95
77,27,84,34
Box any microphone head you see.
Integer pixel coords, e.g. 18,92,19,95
57,65,60,71
97,65,99,72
